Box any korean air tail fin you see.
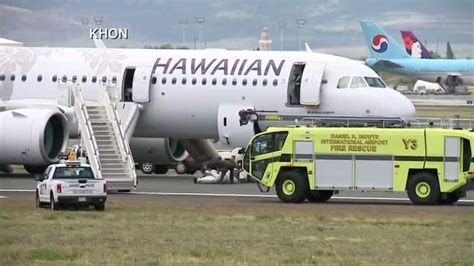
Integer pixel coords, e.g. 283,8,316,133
400,30,432,58
359,20,409,59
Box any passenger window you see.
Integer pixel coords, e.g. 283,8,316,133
212,78,217,85
82,75,87,83
21,74,27,82
202,78,207,85
462,139,471,172
222,78,227,85
72,75,77,82
151,77,157,84
350,76,367,88
0,74,4,81
112,76,117,83
101,76,107,83
161,77,167,84
182,78,187,85
62,75,67,82
252,79,258,86
92,76,97,83
37,75,42,82
337,76,350,89
272,79,278,86
232,78,237,86
262,79,268,86
192,78,197,85
242,79,247,86
10,74,15,81
52,75,58,82
172,77,177,85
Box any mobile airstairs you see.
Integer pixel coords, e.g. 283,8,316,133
59,82,138,191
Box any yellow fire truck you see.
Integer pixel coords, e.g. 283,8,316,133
242,126,474,205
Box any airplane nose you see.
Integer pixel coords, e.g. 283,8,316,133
387,89,416,118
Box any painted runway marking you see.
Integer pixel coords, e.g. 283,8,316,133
0,195,7,199
0,189,34,192
1,189,473,203
129,191,474,203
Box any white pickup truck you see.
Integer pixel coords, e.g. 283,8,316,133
35,161,107,211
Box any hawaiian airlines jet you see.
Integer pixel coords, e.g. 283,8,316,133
360,20,474,89
401,30,433,59
0,45,415,173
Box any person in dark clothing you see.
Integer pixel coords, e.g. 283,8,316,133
201,157,222,171
218,158,237,184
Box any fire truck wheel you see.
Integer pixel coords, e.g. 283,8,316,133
407,172,441,205
276,170,309,203
306,190,334,202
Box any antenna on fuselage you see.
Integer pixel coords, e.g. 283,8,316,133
304,43,312,53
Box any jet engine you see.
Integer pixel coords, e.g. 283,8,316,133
0,108,69,165
129,137,188,164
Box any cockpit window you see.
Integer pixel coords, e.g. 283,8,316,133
365,77,387,88
337,76,350,89
350,76,367,88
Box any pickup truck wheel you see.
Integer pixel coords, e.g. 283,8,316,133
50,193,59,211
94,203,105,211
407,172,441,205
36,191,43,208
140,163,155,174
276,171,308,203
306,190,334,202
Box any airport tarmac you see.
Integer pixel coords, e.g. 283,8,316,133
1,173,473,207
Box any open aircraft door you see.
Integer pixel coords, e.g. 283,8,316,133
300,61,325,106
131,66,152,103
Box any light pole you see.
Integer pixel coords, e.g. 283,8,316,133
278,21,286,51
179,19,189,46
296,18,305,51
195,17,205,49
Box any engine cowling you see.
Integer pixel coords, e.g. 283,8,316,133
130,137,188,164
0,108,69,165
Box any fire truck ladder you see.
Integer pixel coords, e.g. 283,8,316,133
238,109,474,130
68,83,137,191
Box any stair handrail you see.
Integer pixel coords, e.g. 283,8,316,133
100,86,137,183
70,83,103,179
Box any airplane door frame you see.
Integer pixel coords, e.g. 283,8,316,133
300,61,325,106
132,66,152,103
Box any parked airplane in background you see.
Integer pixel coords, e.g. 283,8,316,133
0,45,415,173
401,30,432,59
401,31,456,60
360,20,474,89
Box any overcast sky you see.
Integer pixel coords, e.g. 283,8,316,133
0,0,473,58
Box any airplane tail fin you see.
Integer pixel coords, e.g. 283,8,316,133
400,30,432,58
359,20,409,59
446,41,455,59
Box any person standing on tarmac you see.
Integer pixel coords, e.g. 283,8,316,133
218,157,237,184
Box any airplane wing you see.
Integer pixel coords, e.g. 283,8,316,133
372,60,404,68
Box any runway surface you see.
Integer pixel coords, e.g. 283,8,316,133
1,173,473,207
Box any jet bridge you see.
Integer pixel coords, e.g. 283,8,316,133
59,82,138,191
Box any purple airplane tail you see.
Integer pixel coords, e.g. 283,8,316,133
401,30,432,59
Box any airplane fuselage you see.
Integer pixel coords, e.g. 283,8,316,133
367,58,474,85
0,47,415,141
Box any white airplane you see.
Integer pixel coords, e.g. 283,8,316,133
0,46,415,173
